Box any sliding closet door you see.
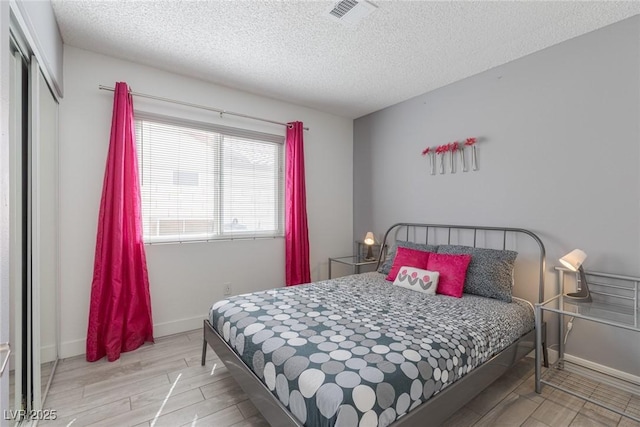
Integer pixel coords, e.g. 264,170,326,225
28,56,58,411
26,56,39,413
4,21,59,424
35,61,58,402
8,46,26,424
3,40,25,427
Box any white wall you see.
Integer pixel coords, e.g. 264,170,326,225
59,46,353,358
13,0,63,97
354,17,640,376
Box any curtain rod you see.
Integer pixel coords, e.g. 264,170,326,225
98,85,309,131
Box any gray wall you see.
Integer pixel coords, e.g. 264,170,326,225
354,16,640,376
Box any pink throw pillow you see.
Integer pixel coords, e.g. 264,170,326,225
386,247,432,281
427,253,472,298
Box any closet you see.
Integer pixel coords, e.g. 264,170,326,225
4,17,59,425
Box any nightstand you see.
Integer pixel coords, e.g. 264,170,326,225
535,266,640,422
328,255,377,279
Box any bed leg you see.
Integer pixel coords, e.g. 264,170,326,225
201,338,207,366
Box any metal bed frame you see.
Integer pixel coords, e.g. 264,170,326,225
202,222,547,426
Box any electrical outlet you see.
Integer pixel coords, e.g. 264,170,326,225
223,282,232,296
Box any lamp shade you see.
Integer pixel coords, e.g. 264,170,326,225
364,232,375,245
559,249,587,272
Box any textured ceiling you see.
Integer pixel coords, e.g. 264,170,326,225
51,1,640,118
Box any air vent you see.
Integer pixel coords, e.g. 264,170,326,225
329,0,359,19
327,0,377,26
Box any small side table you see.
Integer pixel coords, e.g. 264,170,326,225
534,267,640,423
328,256,377,279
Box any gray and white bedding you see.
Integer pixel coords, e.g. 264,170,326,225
209,272,534,427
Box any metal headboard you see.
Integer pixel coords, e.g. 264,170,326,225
376,223,547,303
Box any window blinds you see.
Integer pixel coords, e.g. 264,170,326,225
134,112,284,243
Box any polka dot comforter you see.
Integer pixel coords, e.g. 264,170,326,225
210,272,534,427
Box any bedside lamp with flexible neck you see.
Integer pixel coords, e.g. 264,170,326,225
559,249,592,302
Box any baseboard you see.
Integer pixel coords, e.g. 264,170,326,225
59,314,206,359
546,348,560,365
153,315,205,338
539,348,640,394
41,344,57,363
8,344,60,368
60,338,85,359
526,348,559,365
564,353,640,391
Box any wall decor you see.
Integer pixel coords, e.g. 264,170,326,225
465,137,478,171
450,142,458,173
422,136,479,175
459,141,467,172
436,145,445,174
421,147,435,175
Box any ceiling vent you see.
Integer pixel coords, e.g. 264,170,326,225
327,0,377,26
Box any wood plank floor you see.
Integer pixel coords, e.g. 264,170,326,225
37,329,640,427
9,360,55,412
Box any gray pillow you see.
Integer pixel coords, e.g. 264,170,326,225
378,241,439,275
437,245,517,302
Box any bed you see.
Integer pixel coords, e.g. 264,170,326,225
202,223,547,426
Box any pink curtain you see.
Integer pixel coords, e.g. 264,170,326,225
86,82,154,362
285,122,311,286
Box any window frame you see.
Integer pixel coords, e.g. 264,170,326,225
134,111,285,244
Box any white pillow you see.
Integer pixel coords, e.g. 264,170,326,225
393,266,439,295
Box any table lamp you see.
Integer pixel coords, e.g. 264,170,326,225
364,232,375,260
559,249,591,302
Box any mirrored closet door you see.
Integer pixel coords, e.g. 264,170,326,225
8,30,59,425
8,39,27,427
33,55,60,411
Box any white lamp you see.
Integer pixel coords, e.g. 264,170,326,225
559,249,591,302
364,232,375,260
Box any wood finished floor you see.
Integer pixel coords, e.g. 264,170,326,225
38,329,640,427
8,360,54,411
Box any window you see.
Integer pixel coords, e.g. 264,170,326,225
135,113,284,243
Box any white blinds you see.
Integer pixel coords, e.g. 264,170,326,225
134,113,284,243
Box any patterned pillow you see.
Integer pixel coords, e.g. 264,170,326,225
378,241,439,275
437,245,518,302
385,247,432,281
393,266,439,295
427,252,472,298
